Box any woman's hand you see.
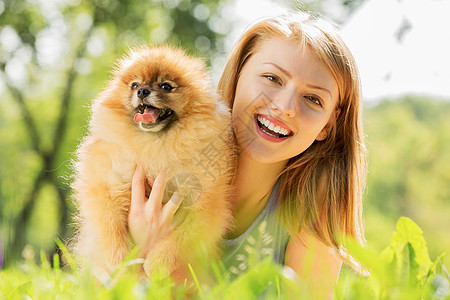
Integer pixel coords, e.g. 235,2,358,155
128,167,183,259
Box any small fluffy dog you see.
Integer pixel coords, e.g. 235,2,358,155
72,45,234,277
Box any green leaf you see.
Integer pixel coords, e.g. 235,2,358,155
388,217,433,282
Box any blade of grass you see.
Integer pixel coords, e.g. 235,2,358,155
211,260,227,285
109,246,140,282
40,250,50,270
55,238,78,273
276,275,281,298
53,253,60,271
188,263,204,297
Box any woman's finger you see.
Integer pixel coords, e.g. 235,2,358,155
146,168,169,215
162,192,183,222
130,166,146,213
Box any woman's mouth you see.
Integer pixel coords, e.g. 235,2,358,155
255,114,293,142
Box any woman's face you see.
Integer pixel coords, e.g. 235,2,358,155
232,38,339,164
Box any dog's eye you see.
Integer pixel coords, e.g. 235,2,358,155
160,82,174,93
131,82,139,90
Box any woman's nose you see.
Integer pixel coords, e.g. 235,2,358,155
270,87,296,118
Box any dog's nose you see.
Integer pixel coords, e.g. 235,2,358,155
137,88,151,99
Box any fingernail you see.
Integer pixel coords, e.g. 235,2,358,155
158,168,169,180
170,192,183,205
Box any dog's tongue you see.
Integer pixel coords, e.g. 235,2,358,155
134,107,161,124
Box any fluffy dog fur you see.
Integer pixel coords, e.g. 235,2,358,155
72,45,234,277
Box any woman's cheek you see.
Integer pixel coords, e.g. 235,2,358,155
232,89,254,122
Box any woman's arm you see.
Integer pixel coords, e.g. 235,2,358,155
284,231,342,299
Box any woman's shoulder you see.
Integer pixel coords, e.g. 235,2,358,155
285,231,341,277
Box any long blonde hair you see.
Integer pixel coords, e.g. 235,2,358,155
217,12,367,251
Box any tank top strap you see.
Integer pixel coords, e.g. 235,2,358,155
221,180,290,278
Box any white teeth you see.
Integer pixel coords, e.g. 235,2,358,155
257,115,291,136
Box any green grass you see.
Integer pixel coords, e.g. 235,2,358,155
1,218,449,299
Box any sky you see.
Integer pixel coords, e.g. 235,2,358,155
341,0,450,102
220,0,450,102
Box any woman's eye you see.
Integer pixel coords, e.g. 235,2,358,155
131,82,139,90
160,82,174,92
264,75,281,85
305,95,322,106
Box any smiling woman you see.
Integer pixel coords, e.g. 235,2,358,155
214,12,367,297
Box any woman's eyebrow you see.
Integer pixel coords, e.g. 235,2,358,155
263,62,292,78
305,84,332,98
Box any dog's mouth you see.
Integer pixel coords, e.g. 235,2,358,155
134,103,175,131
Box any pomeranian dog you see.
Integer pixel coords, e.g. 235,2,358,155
72,45,234,277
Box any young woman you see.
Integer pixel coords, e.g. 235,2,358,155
129,12,367,297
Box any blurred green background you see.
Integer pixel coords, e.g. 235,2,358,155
0,0,449,270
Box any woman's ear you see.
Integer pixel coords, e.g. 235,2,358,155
316,127,328,141
316,107,341,141
335,107,341,120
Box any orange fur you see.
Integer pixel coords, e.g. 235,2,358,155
72,45,234,277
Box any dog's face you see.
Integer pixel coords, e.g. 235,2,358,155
103,46,212,133
128,74,179,132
